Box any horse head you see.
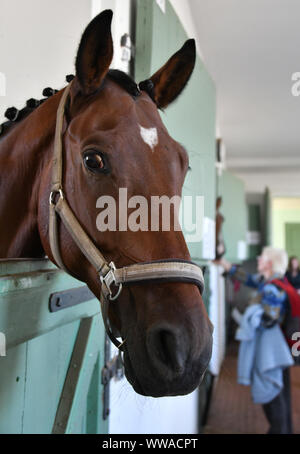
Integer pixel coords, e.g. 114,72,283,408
38,10,213,397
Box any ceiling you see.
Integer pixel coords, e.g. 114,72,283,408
189,0,300,179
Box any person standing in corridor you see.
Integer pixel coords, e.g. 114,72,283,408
216,247,295,434
285,256,300,294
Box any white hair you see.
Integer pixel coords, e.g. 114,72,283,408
262,246,288,276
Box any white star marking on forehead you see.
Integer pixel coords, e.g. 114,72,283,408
139,125,158,152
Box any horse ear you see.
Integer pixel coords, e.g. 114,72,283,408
140,39,196,109
75,10,113,96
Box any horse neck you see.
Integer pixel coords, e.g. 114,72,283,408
0,91,63,258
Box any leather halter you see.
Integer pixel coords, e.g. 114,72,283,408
49,82,205,350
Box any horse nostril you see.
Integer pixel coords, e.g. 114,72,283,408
147,326,187,377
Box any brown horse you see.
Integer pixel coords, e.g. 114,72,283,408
0,10,213,397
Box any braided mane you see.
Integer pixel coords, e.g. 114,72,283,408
0,70,146,140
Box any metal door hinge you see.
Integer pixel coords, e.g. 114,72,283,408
120,33,134,62
102,337,124,420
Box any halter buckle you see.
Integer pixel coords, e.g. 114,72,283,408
100,261,123,301
49,189,64,206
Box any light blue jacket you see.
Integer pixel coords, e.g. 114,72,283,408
235,304,294,404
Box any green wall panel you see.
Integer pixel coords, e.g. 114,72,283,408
218,170,247,263
271,197,300,251
285,223,300,259
135,0,216,260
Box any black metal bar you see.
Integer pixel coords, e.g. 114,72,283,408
49,286,94,312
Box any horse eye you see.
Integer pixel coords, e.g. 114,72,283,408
83,151,108,174
85,154,104,169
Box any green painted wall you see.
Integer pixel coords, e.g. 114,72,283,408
135,0,216,261
218,170,247,263
285,223,300,259
272,197,300,252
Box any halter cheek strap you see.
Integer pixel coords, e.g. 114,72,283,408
49,82,205,350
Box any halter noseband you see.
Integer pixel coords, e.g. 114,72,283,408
49,82,205,350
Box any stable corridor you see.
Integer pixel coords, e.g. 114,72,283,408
204,343,300,434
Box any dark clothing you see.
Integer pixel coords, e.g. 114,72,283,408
273,278,300,355
285,270,300,290
262,368,293,434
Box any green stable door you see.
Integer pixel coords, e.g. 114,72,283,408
0,259,108,434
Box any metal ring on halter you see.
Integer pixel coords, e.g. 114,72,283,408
117,338,126,349
100,261,123,301
49,189,64,206
109,282,123,301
